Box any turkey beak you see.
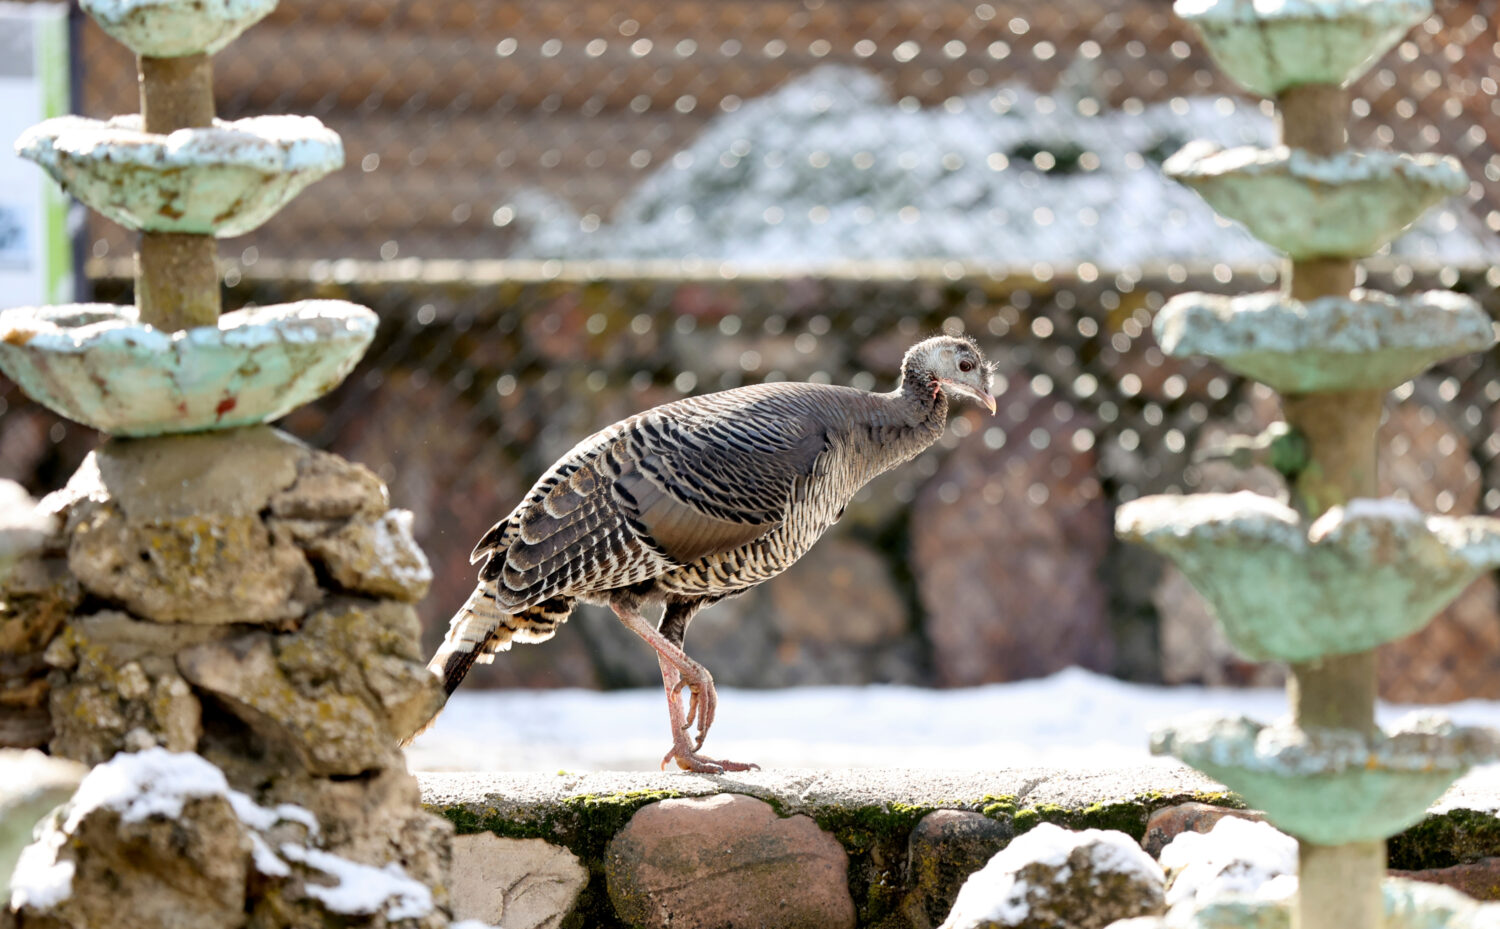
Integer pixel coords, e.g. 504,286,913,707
939,379,997,415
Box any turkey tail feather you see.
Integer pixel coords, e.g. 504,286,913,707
400,589,574,748
399,588,516,747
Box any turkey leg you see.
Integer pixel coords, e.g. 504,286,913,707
611,604,758,773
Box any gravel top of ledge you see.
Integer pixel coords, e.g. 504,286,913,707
418,765,1227,817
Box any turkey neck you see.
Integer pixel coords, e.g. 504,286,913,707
851,363,950,474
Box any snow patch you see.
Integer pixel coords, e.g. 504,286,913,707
405,666,1500,773
248,833,291,878
509,66,1494,267
1339,497,1427,523
1160,817,1297,907
62,746,230,830
226,790,319,836
278,843,434,921
374,509,434,588
942,823,1163,928
8,826,74,910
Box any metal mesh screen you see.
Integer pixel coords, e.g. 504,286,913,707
6,0,1500,697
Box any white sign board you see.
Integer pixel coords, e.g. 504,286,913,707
0,2,71,309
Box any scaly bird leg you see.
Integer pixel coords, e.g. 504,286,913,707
655,656,757,773
610,603,757,773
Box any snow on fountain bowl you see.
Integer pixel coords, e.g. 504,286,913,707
1174,0,1433,97
1164,143,1468,259
80,0,278,58
1115,492,1500,663
1154,289,1495,394
16,114,343,238
0,302,377,437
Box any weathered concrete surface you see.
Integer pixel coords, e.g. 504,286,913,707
419,766,1231,831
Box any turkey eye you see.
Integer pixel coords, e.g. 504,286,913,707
958,359,974,372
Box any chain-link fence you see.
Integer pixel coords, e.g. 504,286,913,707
5,0,1500,699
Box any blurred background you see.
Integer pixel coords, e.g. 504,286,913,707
5,0,1500,709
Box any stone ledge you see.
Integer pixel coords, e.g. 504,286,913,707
420,766,1229,835
419,766,1500,928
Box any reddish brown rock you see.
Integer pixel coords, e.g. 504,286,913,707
1380,402,1480,517
769,538,906,647
1379,572,1500,704
1390,858,1500,901
1377,402,1500,704
1141,802,1266,858
913,386,1113,686
606,793,855,929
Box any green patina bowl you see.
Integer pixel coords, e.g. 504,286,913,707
16,114,342,238
1164,144,1467,260
1175,0,1431,98
1116,492,1500,663
1155,289,1494,394
81,0,277,58
1153,714,1499,845
0,302,376,437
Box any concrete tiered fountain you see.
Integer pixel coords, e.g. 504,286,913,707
0,2,473,926
1119,2,1500,928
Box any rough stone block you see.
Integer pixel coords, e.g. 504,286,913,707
277,509,433,603
904,810,1015,929
268,449,389,521
45,611,210,765
178,599,441,776
606,793,855,929
448,834,586,929
68,503,320,624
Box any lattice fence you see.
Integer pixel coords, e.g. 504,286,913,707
5,0,1500,698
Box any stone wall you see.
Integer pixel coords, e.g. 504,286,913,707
418,767,1500,928
5,262,1498,700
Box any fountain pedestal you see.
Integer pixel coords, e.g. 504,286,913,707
1120,2,1500,927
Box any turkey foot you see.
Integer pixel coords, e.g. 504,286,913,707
613,603,757,772
659,657,758,773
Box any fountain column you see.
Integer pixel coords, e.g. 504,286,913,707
1119,2,1500,928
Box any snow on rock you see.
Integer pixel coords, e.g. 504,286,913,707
940,822,1165,929
1159,816,1298,908
9,748,324,912
9,827,74,910
61,744,231,829
278,843,434,921
509,65,1496,268
8,748,453,926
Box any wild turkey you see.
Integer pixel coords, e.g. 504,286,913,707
410,335,995,772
